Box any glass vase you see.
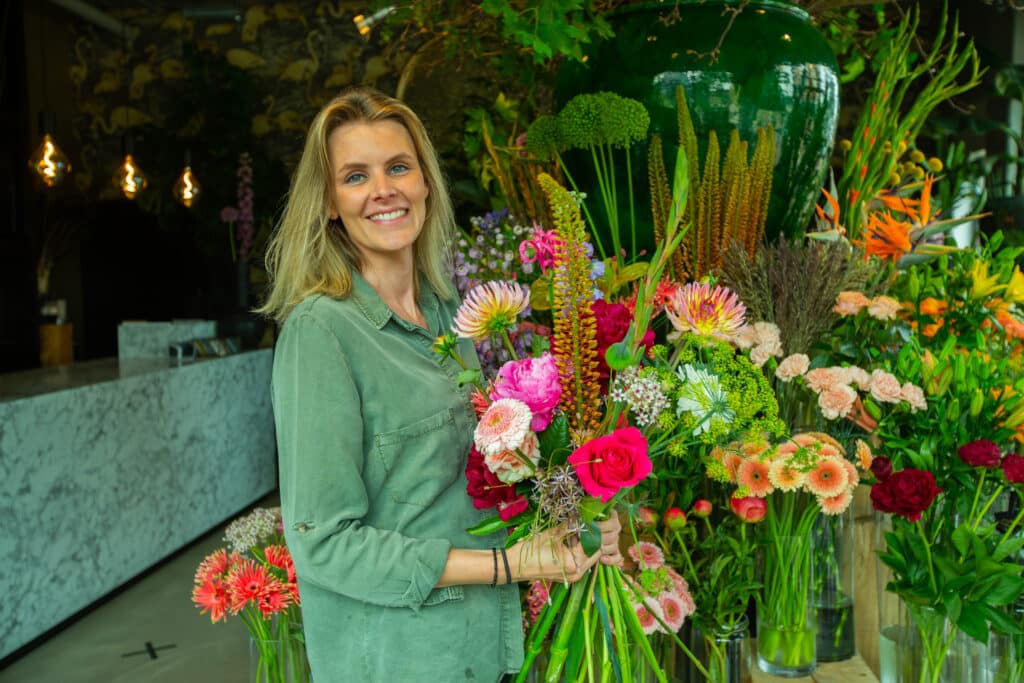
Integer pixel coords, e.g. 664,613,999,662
757,532,816,677
812,507,856,662
249,634,310,683
679,617,751,683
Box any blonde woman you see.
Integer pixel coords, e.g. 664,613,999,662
261,88,623,683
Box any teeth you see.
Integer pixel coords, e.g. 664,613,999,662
370,209,406,221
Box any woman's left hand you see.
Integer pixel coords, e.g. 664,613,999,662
595,511,623,567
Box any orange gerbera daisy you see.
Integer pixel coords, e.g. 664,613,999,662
855,440,873,470
818,488,853,516
768,458,804,492
805,458,849,498
736,459,774,497
192,577,229,623
860,212,912,262
840,459,860,489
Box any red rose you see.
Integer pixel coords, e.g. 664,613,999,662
870,456,893,481
568,427,652,502
592,300,655,383
1003,454,1024,483
870,469,941,522
730,496,766,523
465,446,518,510
957,440,1002,468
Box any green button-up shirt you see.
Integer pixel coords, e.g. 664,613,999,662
272,272,523,683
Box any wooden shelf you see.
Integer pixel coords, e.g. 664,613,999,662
751,654,878,682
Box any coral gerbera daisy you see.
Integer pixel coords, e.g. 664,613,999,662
768,458,805,492
452,281,530,341
855,439,874,470
818,488,853,516
805,458,850,498
256,580,293,618
736,459,774,497
665,282,746,337
225,559,272,614
474,398,533,457
192,577,229,623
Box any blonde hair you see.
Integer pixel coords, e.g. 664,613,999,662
258,88,456,323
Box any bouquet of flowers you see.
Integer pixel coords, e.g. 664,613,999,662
191,507,307,683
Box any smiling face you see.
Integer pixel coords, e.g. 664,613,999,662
327,119,429,275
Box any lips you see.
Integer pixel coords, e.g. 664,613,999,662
367,208,408,221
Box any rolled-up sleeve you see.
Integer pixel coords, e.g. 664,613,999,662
272,312,451,609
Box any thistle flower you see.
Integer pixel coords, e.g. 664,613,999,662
532,465,586,534
452,281,529,341
665,282,746,337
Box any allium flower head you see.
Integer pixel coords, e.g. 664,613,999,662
224,508,281,554
474,398,533,457
452,281,529,341
665,282,746,337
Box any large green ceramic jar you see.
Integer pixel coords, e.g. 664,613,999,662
557,0,840,246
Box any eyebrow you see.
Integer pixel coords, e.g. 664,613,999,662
337,153,415,175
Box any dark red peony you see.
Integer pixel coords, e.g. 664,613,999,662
957,440,1002,468
465,446,519,511
870,455,893,481
1003,454,1024,484
870,469,941,522
592,300,655,383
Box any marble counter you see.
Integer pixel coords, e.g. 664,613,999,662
0,349,276,659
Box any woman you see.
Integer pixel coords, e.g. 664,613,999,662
260,88,623,683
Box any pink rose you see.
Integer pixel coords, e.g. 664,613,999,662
490,353,562,431
775,353,810,382
805,367,842,393
834,291,871,316
870,369,903,404
568,427,652,502
900,382,927,413
868,296,902,321
818,384,858,420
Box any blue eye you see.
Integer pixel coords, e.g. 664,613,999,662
389,163,410,175
344,172,366,184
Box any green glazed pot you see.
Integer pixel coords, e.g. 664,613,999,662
556,0,840,247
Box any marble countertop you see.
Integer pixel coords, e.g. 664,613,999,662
0,355,253,402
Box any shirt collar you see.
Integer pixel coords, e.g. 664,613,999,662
350,270,442,334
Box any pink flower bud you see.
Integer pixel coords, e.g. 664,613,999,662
692,499,712,518
730,496,766,523
664,507,687,530
637,506,658,527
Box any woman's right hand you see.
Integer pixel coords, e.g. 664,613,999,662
507,525,601,584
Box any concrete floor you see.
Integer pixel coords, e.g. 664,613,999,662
0,494,280,683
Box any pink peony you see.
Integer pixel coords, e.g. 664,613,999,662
484,431,540,483
637,506,659,527
692,499,712,517
869,369,903,404
730,495,767,523
490,353,562,431
868,295,902,320
818,384,858,420
474,398,533,457
664,507,687,530
900,382,927,413
775,353,810,382
497,495,529,521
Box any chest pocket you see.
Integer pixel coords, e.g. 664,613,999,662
373,407,464,507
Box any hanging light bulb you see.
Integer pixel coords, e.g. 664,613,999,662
112,136,147,199
172,150,201,208
28,113,71,188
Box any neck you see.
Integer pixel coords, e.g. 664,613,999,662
361,255,424,326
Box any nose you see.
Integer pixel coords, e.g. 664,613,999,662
370,173,396,201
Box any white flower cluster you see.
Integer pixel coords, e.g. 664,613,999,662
224,507,281,554
611,366,669,427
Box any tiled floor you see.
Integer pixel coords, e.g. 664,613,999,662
0,494,280,683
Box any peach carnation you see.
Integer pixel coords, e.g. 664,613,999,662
730,325,759,350
867,295,902,321
818,384,858,420
775,353,810,382
752,321,782,346
900,382,927,413
484,431,540,483
805,458,850,498
805,367,843,393
750,339,783,367
846,366,872,391
834,291,871,316
869,369,903,404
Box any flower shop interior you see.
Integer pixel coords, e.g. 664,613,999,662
3,0,1024,682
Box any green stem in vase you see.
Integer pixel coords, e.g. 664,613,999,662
515,582,569,683
545,575,589,682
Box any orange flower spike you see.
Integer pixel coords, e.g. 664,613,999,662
816,187,841,230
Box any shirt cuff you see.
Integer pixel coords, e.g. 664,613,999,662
402,537,452,611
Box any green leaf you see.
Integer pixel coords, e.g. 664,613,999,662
943,592,963,624
983,575,1024,607
956,604,991,644
467,514,514,536
538,414,571,462
579,497,607,524
579,521,601,556
993,536,1024,562
979,603,1024,635
952,525,972,557
604,340,635,371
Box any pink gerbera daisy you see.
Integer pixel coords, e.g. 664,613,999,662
664,282,746,337
818,488,853,516
452,281,529,341
634,598,666,636
768,458,805,492
658,593,692,633
474,398,533,457
805,458,850,498
736,459,774,497
627,541,665,570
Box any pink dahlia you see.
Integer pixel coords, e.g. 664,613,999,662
490,353,561,431
452,281,529,341
665,282,746,337
474,398,533,457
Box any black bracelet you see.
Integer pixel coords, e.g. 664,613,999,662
490,548,498,588
499,546,513,585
